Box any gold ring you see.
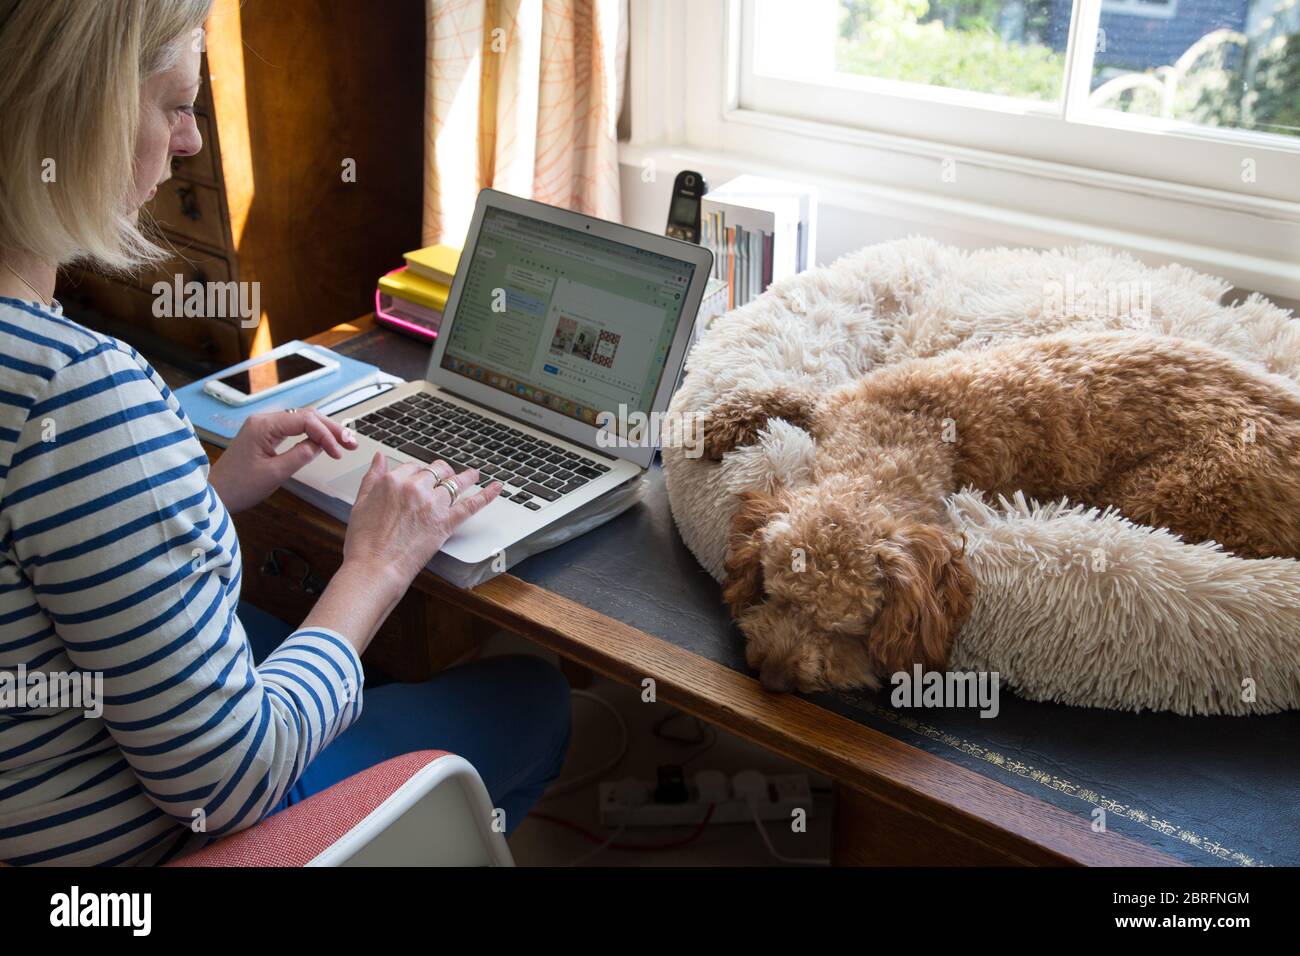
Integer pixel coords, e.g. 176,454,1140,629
435,476,461,505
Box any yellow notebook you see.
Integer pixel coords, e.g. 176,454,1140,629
378,268,449,311
403,244,461,286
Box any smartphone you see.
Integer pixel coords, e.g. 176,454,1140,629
202,348,339,406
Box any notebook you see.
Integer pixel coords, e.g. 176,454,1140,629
177,341,400,445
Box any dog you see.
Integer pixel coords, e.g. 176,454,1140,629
706,332,1300,693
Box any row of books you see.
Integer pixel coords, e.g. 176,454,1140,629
374,244,461,341
701,175,816,310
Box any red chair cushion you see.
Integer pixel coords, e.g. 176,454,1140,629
166,750,452,867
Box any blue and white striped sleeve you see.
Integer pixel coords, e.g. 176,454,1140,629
4,341,364,837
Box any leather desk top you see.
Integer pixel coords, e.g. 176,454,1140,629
335,326,1300,868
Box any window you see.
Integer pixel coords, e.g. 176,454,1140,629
1091,0,1295,139
738,0,1300,198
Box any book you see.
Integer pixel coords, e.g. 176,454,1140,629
177,341,400,445
701,176,817,310
378,267,449,311
375,290,442,340
694,277,729,343
403,243,461,285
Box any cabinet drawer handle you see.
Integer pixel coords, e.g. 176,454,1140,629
176,185,201,221
260,548,325,595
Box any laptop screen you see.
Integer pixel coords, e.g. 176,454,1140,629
438,206,697,428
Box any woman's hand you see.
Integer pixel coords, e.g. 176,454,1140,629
342,454,502,591
208,409,358,515
302,455,502,651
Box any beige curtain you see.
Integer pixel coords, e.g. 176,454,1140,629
422,0,628,246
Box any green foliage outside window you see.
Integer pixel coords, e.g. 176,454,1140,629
835,0,1299,137
835,0,1065,101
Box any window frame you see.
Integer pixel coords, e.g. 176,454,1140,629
621,0,1300,301
1100,0,1179,20
736,0,1299,203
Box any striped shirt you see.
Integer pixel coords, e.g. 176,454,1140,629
0,296,363,866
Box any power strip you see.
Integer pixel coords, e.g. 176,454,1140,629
598,770,814,828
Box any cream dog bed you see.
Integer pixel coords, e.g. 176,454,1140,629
664,238,1300,716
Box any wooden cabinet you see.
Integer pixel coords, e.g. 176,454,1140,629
58,0,426,373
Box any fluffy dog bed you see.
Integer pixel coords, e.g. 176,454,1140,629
664,238,1300,716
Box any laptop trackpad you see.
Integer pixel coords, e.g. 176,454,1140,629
326,456,402,504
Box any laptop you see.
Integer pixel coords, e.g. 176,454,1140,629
293,188,714,565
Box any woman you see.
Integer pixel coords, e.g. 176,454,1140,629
0,0,571,865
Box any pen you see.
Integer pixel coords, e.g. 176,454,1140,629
306,372,391,412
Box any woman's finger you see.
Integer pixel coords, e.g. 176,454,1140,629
298,411,347,458
316,410,358,449
448,481,502,525
354,451,388,501
275,437,322,478
265,409,356,451
433,467,480,509
389,460,426,482
258,409,311,439
410,460,454,485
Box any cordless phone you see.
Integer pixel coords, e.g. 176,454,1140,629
665,170,706,243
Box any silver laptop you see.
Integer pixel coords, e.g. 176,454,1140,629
294,188,713,564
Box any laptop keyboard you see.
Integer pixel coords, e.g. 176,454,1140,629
346,391,611,510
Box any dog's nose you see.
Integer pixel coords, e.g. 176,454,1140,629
760,667,794,693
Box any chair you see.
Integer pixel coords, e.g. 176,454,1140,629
166,750,515,867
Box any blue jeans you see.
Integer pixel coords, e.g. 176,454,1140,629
238,602,571,837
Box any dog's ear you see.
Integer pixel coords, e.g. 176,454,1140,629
722,490,780,615
702,387,817,460
867,523,974,675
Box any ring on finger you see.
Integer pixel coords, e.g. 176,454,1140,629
434,476,461,506
421,460,452,481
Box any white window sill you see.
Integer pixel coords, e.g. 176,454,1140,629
618,131,1300,302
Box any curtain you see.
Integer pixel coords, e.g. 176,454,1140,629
422,0,628,246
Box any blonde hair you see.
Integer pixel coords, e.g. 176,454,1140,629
0,0,213,272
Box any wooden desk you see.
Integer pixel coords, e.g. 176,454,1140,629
207,316,1296,868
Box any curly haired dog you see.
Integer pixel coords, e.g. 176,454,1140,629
707,332,1300,693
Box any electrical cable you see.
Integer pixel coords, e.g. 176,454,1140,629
681,723,718,766
653,710,718,766
528,803,717,854
538,688,629,801
564,822,628,867
746,798,830,866
651,710,708,745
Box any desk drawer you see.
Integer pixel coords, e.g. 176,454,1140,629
148,179,228,249
141,251,242,363
137,246,232,291
60,268,244,367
